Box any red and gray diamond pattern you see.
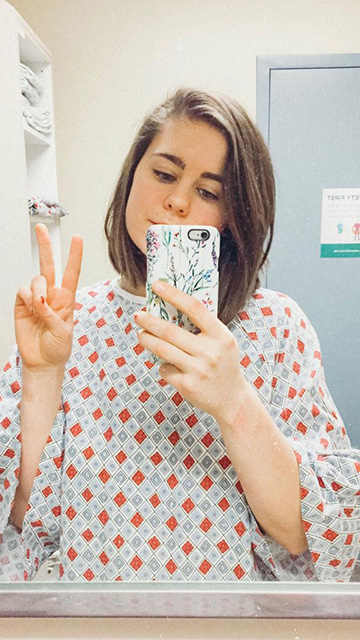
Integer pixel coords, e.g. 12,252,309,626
1,279,360,582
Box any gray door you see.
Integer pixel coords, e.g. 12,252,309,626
257,54,360,447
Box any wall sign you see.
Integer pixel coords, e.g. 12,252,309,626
321,188,360,258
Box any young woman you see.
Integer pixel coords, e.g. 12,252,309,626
1,88,359,582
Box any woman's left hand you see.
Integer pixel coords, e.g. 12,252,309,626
134,280,250,426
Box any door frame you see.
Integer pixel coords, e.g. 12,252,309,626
257,52,360,138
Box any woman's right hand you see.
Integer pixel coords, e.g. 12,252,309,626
14,223,84,370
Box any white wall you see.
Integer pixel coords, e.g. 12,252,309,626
4,0,360,635
7,0,360,290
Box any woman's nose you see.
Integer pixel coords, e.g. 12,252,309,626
164,189,190,216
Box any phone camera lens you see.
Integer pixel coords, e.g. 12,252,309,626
201,231,208,239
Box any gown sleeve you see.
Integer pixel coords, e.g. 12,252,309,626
259,293,360,582
0,344,65,581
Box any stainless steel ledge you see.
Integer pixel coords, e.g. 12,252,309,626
0,582,360,618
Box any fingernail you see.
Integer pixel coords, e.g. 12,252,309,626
40,296,45,304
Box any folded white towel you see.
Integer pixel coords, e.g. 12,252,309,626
23,116,52,135
22,95,52,134
20,62,44,94
20,76,40,105
21,95,50,120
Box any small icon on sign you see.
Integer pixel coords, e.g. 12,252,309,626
352,222,360,240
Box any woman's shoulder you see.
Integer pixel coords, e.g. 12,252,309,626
243,286,304,321
232,286,316,341
241,287,318,349
230,286,318,362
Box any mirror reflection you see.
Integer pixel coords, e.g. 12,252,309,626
1,0,360,587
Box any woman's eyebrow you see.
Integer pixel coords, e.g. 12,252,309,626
201,171,223,184
152,152,185,169
152,152,223,183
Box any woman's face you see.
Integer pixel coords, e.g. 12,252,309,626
125,117,228,254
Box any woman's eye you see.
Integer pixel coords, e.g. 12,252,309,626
198,188,219,202
153,170,175,183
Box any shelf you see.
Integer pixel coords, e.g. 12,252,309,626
29,215,58,225
18,11,53,150
15,4,62,285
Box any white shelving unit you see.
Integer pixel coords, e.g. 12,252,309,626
17,10,63,285
0,0,64,366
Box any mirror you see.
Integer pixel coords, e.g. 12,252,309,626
1,0,360,606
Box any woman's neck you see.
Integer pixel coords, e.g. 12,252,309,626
119,275,146,297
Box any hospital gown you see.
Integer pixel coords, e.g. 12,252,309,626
1,279,359,582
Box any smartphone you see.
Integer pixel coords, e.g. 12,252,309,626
145,224,220,365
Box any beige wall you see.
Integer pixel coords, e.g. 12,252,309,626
5,0,360,635
2,617,360,639
7,0,360,290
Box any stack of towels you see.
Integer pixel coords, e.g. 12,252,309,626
21,64,68,218
20,63,52,135
28,196,69,219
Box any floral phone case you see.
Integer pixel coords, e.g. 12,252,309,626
146,224,220,365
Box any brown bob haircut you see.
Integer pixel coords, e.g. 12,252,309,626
104,88,275,325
